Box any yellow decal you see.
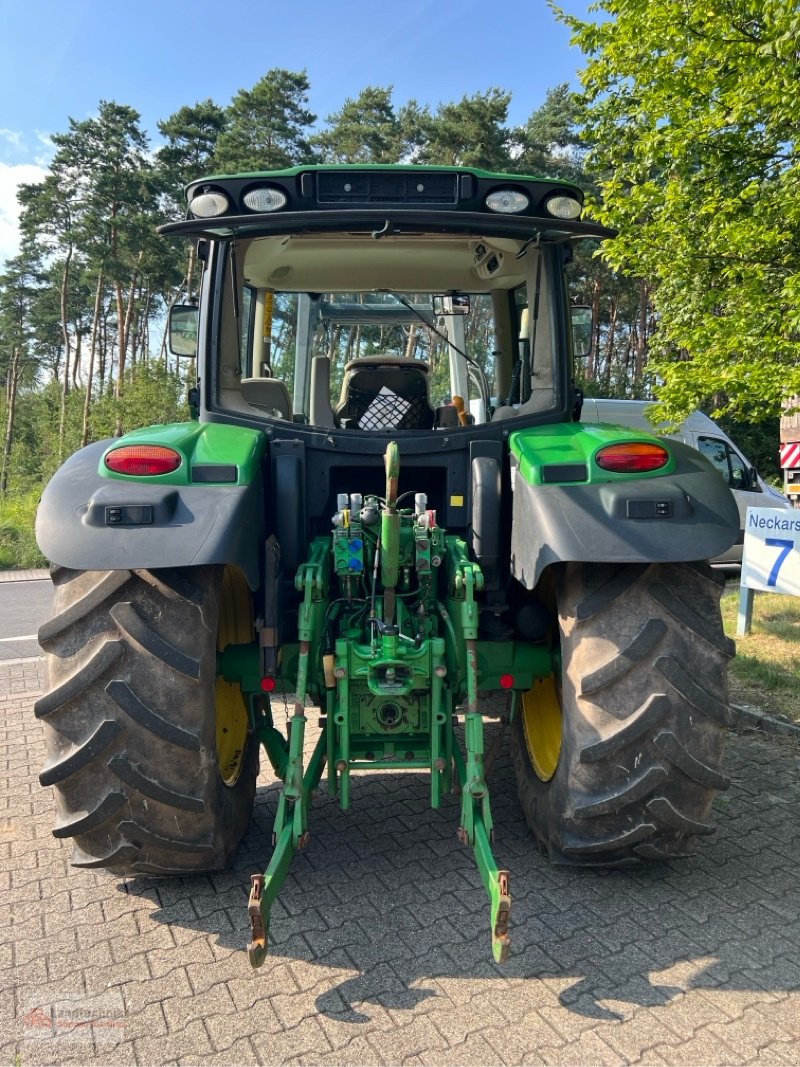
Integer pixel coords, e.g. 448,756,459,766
450,495,464,507
262,291,274,341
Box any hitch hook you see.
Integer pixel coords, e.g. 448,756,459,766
247,874,268,968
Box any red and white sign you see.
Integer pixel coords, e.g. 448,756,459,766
780,442,800,469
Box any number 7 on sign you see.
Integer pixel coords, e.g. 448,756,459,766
765,538,794,587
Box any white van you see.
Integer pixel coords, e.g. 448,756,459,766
580,399,792,564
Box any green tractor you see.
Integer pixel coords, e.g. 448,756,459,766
35,165,738,965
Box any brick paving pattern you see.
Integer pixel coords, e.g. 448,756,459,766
2,658,800,1065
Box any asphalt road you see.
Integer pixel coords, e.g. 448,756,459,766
0,572,52,662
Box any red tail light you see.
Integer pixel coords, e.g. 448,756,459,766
105,445,182,476
595,442,670,474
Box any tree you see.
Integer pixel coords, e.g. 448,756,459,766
156,100,228,303
314,87,405,163
412,89,512,170
214,69,317,172
157,99,228,215
513,84,585,182
0,254,42,493
561,0,800,421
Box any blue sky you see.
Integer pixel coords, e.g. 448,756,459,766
0,0,592,266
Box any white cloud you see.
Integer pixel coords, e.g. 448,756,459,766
34,130,55,167
0,162,48,268
0,128,24,149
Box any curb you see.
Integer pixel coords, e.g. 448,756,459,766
732,703,800,739
0,569,50,583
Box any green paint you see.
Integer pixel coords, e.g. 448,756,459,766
247,442,514,968
197,162,583,195
510,421,676,486
99,422,266,486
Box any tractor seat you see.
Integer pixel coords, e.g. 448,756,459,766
335,356,436,431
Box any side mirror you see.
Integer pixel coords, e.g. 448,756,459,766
169,304,199,358
571,305,592,359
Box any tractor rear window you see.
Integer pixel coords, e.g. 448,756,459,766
213,233,562,430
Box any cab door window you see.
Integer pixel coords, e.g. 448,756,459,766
698,436,751,490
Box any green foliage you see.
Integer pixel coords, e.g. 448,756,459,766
157,100,228,217
315,87,406,163
412,89,512,170
721,587,800,721
561,0,800,423
1,362,189,493
512,84,585,182
89,361,190,439
1,62,706,510
213,69,317,172
0,489,47,568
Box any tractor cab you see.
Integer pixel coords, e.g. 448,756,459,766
163,166,608,438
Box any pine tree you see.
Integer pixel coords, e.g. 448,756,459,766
314,87,405,163
214,69,317,172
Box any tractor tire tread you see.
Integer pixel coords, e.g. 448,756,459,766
39,719,121,786
645,796,714,836
38,570,131,647
579,694,670,763
52,791,126,838
105,680,201,751
656,655,734,726
108,755,207,812
573,765,668,818
34,639,124,719
36,566,257,874
654,730,730,790
511,562,731,866
132,568,205,606
575,563,649,622
648,580,736,657
579,618,667,696
109,602,201,679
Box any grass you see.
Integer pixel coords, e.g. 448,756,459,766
0,489,48,569
721,583,800,722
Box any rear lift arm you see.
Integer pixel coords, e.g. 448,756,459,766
238,443,531,966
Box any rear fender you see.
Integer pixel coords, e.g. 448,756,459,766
35,423,267,588
509,426,740,589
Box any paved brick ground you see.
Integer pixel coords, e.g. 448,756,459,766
3,658,800,1066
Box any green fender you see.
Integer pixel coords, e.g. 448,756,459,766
508,423,740,588
35,422,267,588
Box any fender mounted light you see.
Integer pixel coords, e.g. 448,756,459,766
105,445,182,476
595,442,670,474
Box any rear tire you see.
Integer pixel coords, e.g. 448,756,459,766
36,565,258,874
511,561,734,865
